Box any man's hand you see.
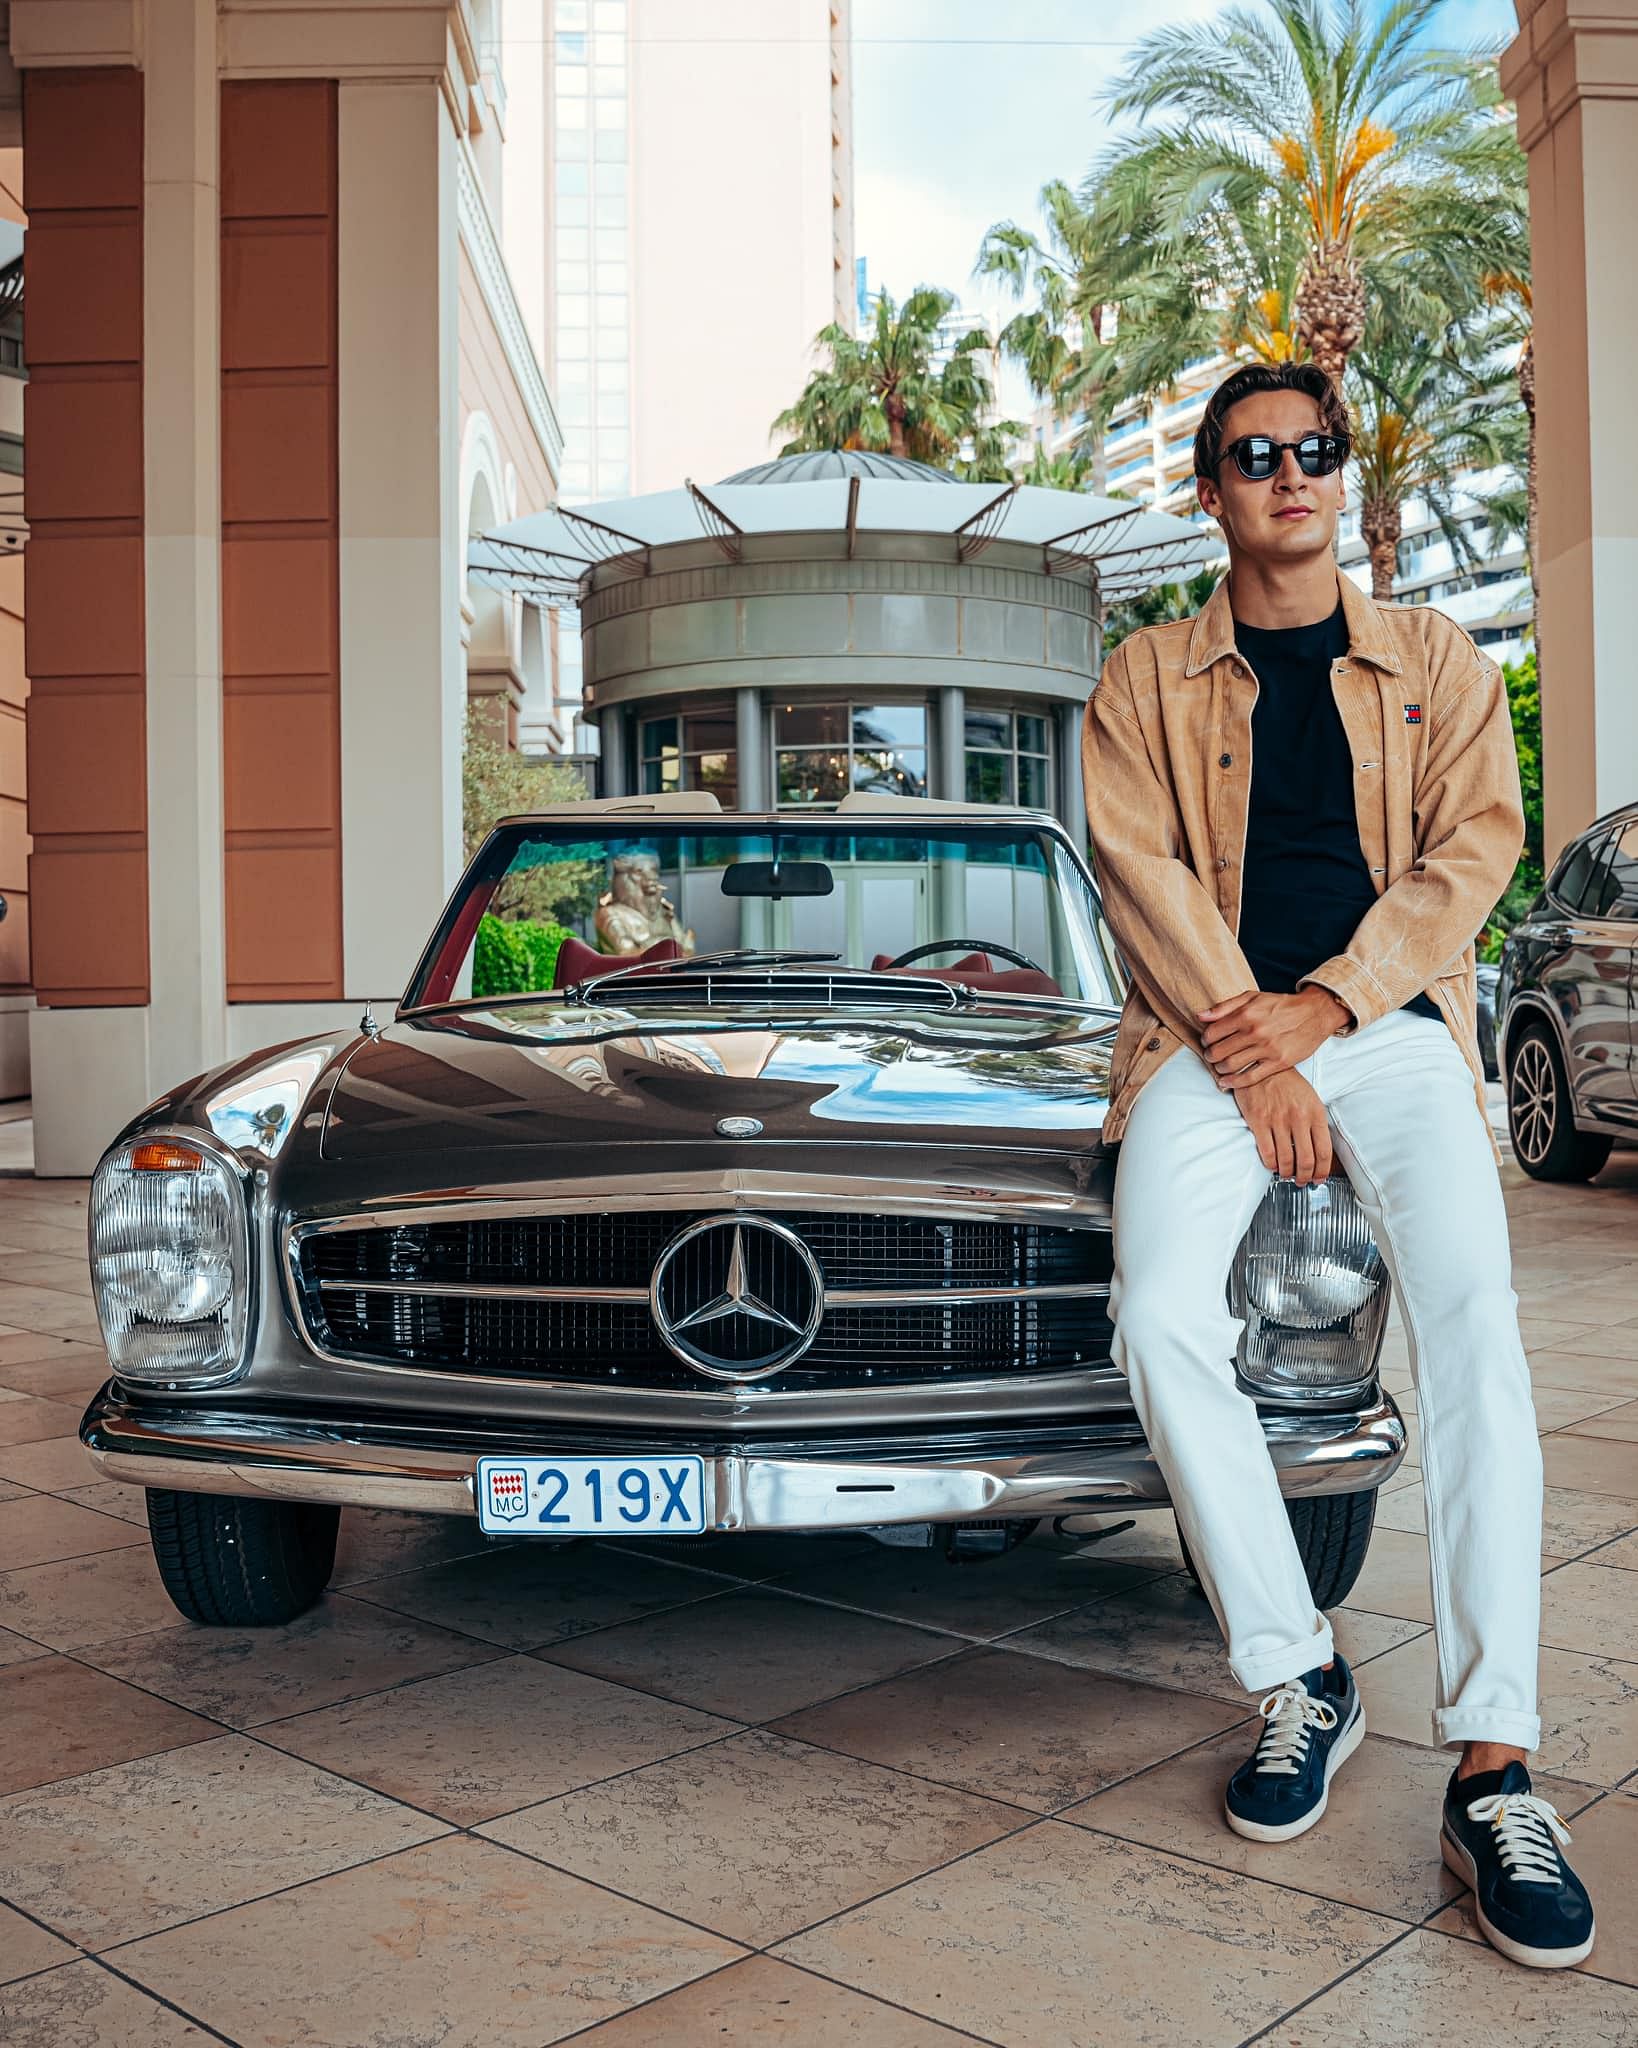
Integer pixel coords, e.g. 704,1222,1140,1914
1197,987,1352,1089
1230,1068,1335,1184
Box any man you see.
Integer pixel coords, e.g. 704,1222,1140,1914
1081,361,1594,1970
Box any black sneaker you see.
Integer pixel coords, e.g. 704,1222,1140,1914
1441,1760,1596,1970
1224,1657,1364,1842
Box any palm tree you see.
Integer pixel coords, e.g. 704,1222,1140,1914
773,286,1009,468
1346,320,1526,599
977,181,1114,489
1095,0,1523,388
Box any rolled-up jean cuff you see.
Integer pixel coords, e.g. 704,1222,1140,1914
1229,1615,1335,1697
1432,1707,1541,1752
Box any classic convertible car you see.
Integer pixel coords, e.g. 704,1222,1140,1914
81,792,1406,1626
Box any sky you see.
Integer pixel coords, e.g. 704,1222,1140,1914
851,0,1521,416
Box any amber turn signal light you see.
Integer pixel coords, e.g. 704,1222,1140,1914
129,1139,207,1173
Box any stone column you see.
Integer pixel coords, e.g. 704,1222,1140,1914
1058,697,1089,851
734,684,765,810
337,78,463,1002
936,683,966,804
1502,0,1638,862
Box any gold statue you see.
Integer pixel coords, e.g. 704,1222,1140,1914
595,851,695,955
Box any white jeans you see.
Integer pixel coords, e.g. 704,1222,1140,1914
1108,1006,1542,1752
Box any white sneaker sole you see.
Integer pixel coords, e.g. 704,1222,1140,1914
1223,1701,1365,1843
1439,1827,1596,1970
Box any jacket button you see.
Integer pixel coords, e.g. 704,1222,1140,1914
1146,1035,1162,1051
1218,752,1232,767
1216,856,1228,870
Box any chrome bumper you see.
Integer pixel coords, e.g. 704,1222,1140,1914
81,1389,1407,1531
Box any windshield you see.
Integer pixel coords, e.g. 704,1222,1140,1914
407,819,1124,1010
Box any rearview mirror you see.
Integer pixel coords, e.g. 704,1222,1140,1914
721,860,835,900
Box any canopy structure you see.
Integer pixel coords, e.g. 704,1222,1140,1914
469,450,1224,610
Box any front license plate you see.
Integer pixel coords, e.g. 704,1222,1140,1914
475,1455,708,1536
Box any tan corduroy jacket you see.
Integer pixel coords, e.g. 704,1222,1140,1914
1081,570,1524,1170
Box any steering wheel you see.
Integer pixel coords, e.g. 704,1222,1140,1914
885,938,1049,975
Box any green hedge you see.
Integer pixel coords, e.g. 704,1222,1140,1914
473,914,574,997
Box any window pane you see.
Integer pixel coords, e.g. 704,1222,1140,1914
598,359,629,390
595,460,629,494
1602,824,1638,918
778,749,847,805
556,230,589,262
557,127,588,159
595,329,627,358
642,756,680,794
557,295,590,328
594,2,627,29
559,391,590,424
596,262,628,293
1018,713,1050,756
595,191,626,225
598,428,630,459
595,390,627,426
694,752,737,807
964,707,1010,752
594,228,626,259
595,129,628,161
684,712,734,753
556,93,588,125
594,65,626,95
640,716,678,757
596,294,628,329
558,2,588,27
597,163,627,193
1018,753,1052,809
853,704,925,749
593,96,625,128
556,31,588,60
556,197,588,226
556,164,588,195
853,749,926,799
966,752,1012,805
556,263,589,293
777,702,847,747
556,331,588,360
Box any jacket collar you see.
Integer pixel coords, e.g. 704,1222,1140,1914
1183,567,1404,678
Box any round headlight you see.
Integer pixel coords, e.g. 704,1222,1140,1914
90,1135,250,1385
1231,1175,1389,1398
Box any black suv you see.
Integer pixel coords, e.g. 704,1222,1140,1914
1497,803,1638,1180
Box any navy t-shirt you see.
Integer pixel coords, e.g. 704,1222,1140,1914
1232,603,1441,1024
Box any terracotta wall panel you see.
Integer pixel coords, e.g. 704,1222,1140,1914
223,688,339,834
22,70,143,214
225,844,343,995
24,535,144,678
23,372,143,522
26,689,146,836
222,382,332,524
219,80,334,220
220,79,341,1003
221,536,334,677
221,224,333,372
23,220,143,364
29,848,148,1003
22,67,148,1007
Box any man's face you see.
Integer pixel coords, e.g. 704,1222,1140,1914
1196,390,1345,567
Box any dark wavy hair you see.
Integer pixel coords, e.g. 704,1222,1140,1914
1192,362,1352,481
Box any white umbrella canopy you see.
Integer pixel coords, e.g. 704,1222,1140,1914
469,456,1224,608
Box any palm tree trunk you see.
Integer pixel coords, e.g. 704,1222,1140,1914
1295,240,1367,388
1519,334,1540,682
1360,494,1401,602
884,389,909,459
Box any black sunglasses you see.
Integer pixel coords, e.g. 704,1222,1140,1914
1216,432,1349,481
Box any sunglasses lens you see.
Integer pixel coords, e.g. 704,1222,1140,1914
1234,438,1280,479
1297,435,1343,476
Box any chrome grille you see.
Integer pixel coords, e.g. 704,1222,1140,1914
295,1210,1113,1390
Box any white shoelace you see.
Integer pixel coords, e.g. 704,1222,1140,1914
1465,1791,1573,1886
1252,1682,1339,1775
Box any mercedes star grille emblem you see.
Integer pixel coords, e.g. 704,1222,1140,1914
650,1215,824,1382
715,1116,763,1139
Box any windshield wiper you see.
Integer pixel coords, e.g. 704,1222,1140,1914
562,948,842,999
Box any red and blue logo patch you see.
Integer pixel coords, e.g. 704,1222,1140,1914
1403,703,1422,724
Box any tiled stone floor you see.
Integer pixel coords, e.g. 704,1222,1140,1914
2,1147,1638,2046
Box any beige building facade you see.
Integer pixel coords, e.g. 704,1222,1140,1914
2,0,563,1172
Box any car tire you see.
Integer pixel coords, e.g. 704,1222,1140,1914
1179,1489,1377,1613
1506,1021,1613,1183
146,1489,339,1626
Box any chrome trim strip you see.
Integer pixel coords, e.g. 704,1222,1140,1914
82,1394,1406,1524
314,1276,1112,1309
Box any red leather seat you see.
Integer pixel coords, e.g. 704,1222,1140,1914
553,936,684,988
869,951,1062,998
